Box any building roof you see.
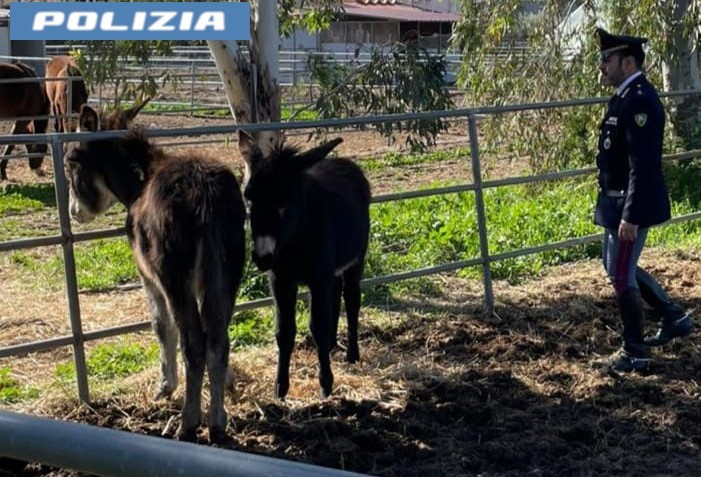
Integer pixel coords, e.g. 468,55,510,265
342,1,460,22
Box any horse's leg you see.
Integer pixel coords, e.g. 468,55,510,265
342,263,363,364
0,121,19,181
144,278,178,399
269,272,298,399
52,102,62,133
202,281,235,444
308,278,335,398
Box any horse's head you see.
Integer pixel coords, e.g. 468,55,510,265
64,99,150,223
242,136,344,271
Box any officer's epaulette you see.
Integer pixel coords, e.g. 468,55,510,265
621,86,631,98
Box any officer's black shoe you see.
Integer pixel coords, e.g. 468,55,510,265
645,312,693,347
600,348,652,373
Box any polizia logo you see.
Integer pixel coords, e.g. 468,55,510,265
10,2,250,40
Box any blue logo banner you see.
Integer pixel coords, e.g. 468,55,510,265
10,2,250,40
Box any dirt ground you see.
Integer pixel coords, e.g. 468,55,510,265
1,113,699,477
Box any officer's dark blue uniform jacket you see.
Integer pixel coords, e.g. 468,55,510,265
594,74,671,229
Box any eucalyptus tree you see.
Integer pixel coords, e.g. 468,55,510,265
452,0,701,171
74,0,453,174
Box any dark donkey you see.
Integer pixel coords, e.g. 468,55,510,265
0,61,50,181
64,101,246,443
240,133,371,399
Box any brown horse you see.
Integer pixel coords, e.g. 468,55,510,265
64,101,246,444
0,61,50,181
45,55,89,133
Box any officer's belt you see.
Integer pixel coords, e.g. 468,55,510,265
603,189,626,198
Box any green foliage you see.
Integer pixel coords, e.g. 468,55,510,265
230,310,274,348
0,367,39,404
68,1,343,107
55,341,158,382
452,0,701,172
278,0,341,37
72,41,175,107
308,41,455,151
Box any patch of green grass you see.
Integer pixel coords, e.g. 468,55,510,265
71,239,137,290
0,182,57,216
55,341,159,382
0,367,39,404
367,174,700,285
362,147,470,171
282,107,319,122
230,310,273,348
0,183,56,214
11,238,138,292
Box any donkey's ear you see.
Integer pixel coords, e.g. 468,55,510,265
238,130,257,161
296,137,344,169
78,104,99,132
121,96,151,124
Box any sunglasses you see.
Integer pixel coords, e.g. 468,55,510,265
599,52,620,62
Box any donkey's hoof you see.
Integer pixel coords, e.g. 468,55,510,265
177,427,198,443
320,380,333,399
154,386,174,401
209,426,234,447
346,347,360,364
275,381,290,400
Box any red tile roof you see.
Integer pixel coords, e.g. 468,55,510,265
342,1,460,22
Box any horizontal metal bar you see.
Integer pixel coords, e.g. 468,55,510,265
490,234,604,263
360,257,483,288
2,209,699,359
0,234,64,252
373,183,476,203
0,227,126,253
0,410,372,477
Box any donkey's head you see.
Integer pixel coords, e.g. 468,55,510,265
242,135,344,271
63,99,150,223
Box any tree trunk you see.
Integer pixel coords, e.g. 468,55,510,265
206,0,283,180
661,0,701,148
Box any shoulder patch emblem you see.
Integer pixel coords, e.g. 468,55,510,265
634,113,647,127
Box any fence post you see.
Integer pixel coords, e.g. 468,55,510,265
189,61,196,117
467,111,495,313
51,135,90,403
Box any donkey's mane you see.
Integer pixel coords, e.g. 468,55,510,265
273,144,303,162
113,126,166,177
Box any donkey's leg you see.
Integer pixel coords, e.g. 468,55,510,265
331,277,343,351
171,294,206,442
270,273,298,399
144,279,178,399
343,264,363,364
202,287,235,444
0,121,19,181
309,279,335,398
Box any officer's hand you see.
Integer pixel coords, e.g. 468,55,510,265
618,219,638,242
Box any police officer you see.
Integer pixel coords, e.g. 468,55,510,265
594,27,692,373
